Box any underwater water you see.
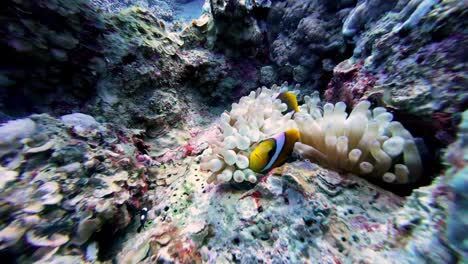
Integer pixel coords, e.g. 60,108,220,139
179,0,206,22
0,0,467,263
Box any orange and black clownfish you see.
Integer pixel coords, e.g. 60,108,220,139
276,91,300,113
248,129,300,173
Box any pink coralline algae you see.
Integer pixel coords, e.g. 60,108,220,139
350,215,381,232
324,60,376,107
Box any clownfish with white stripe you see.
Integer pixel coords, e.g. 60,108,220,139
248,129,300,173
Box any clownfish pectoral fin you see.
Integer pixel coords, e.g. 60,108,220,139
262,165,286,175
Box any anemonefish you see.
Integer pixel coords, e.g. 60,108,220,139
249,129,300,173
276,92,300,113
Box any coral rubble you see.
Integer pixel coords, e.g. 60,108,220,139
0,114,153,262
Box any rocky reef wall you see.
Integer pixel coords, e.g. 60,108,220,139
325,0,467,147
2,0,465,148
0,0,467,262
0,0,464,197
0,0,107,119
0,0,265,133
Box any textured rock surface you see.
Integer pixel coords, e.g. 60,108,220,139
266,0,353,90
0,114,153,262
115,122,461,263
0,0,107,118
210,0,268,57
325,0,467,147
0,0,263,132
0,0,466,262
0,110,464,263
445,110,468,258
90,0,205,23
87,6,191,130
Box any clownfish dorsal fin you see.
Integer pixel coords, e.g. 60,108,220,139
277,92,300,113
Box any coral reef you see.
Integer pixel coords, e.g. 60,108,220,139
266,0,353,89
210,0,269,57
1,108,463,262
91,0,206,23
0,114,154,262
181,50,261,103
116,137,459,263
0,0,107,117
325,0,467,147
324,59,376,107
91,0,171,23
0,0,466,262
88,6,192,131
0,0,245,133
342,0,397,37
0,0,267,133
106,7,183,56
111,106,465,263
445,110,468,258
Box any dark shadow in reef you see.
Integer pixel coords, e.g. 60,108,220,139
95,205,140,261
0,0,105,120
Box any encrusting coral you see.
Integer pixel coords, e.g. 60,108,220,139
107,7,184,57
202,84,423,185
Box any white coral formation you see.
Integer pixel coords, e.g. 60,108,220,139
294,92,422,184
202,83,298,183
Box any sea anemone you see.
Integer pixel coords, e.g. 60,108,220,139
203,84,423,185
201,83,298,183
294,92,422,184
